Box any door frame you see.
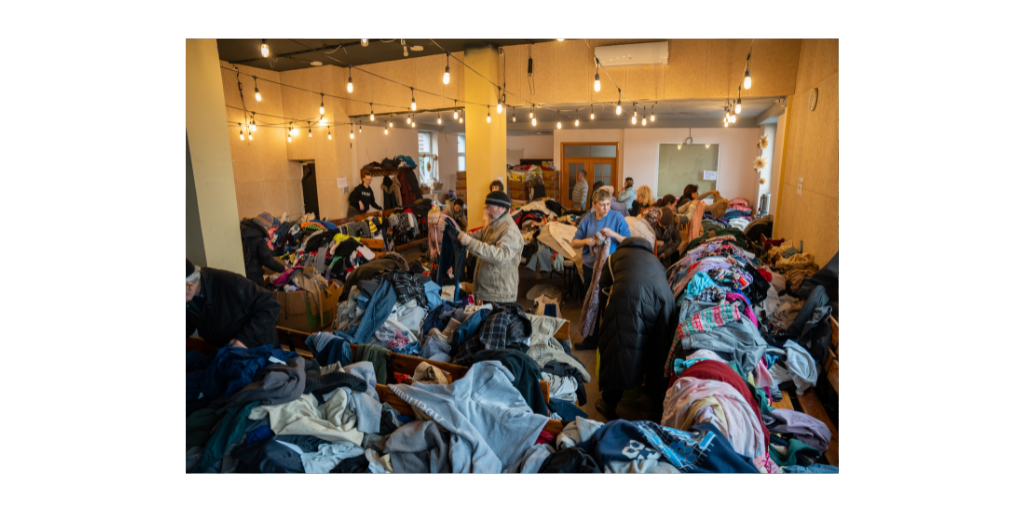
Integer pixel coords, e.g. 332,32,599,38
560,142,620,206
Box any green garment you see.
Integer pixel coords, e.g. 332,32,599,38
185,408,219,450
356,344,390,385
194,402,259,473
727,361,773,414
769,437,821,467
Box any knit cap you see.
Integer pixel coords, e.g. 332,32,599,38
254,212,274,231
485,190,512,209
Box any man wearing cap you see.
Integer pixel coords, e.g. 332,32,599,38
456,190,524,305
239,212,285,287
186,259,282,348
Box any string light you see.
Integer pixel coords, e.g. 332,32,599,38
729,112,736,123
632,103,637,119
249,115,256,132
319,116,327,126
320,93,325,114
261,39,269,58
359,122,362,133
389,119,394,128
735,86,742,114
497,88,503,113
370,103,374,121
249,133,253,141
531,116,537,127
575,111,579,127
616,90,622,115
487,107,491,123
454,100,459,119
459,112,464,124
529,105,534,118
706,143,710,148
239,123,244,140
744,46,752,89
557,120,562,129
438,112,442,125
406,115,411,125
410,88,416,111
443,52,450,85
594,58,601,92
328,130,332,140
350,126,354,139
590,104,595,120
361,39,368,47
288,133,292,142
411,119,416,128
254,77,261,102
385,126,389,135
512,107,516,122
650,103,656,122
308,123,312,137
348,66,354,93
642,107,647,126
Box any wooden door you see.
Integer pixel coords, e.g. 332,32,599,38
560,143,619,208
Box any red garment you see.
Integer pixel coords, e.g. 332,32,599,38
681,360,769,451
535,430,556,445
756,269,773,282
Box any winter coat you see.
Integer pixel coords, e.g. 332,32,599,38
466,211,525,304
343,252,409,293
240,220,285,286
596,238,676,393
186,267,282,348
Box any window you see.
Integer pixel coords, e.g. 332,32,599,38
418,132,437,185
457,134,466,172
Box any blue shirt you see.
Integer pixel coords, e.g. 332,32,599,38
573,210,631,268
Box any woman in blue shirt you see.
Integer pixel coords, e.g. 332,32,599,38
571,187,631,350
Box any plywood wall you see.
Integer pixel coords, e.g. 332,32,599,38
774,39,839,263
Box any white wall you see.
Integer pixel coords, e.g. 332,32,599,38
507,135,554,161
621,127,761,202
758,124,777,208
436,131,460,196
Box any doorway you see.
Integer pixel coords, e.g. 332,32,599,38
301,162,320,219
561,143,618,207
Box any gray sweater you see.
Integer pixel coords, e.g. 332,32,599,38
572,180,589,208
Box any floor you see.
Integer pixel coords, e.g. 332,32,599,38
399,245,659,422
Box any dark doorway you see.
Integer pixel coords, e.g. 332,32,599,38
301,162,320,219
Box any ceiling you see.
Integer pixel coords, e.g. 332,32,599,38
357,97,784,134
217,39,556,72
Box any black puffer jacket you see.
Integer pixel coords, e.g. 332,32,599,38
186,267,282,348
343,252,409,292
240,220,285,286
596,238,677,395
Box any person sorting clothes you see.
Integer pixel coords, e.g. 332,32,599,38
186,259,282,348
239,214,285,287
349,174,382,214
571,187,631,351
456,191,524,305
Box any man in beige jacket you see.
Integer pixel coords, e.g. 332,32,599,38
457,191,524,304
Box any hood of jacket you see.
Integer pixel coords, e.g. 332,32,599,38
240,219,270,240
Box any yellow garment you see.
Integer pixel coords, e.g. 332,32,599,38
333,233,351,243
249,393,364,446
680,396,728,431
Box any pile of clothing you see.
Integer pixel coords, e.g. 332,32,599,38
722,198,754,231
361,158,425,207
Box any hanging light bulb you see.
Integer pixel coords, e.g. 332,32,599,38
389,118,394,128
729,113,736,123
438,112,442,125
385,127,389,135
633,104,637,119
239,124,244,140
411,120,416,128
454,110,459,120
590,104,595,120
642,108,647,126
328,131,332,140
631,115,637,125
575,113,579,127
487,108,491,123
406,115,411,125
249,116,256,132
350,127,354,139
459,113,463,124
410,88,416,111
359,122,362,133
248,133,253,141
497,97,503,114
361,39,368,47
320,116,327,126
512,107,516,122
254,77,261,102
531,117,537,127
443,52,451,85
320,94,325,114
594,58,601,92
735,87,742,114
370,103,375,121
706,143,710,148
616,100,622,116
261,39,269,58
650,104,656,122
308,126,312,138
557,120,562,129
288,134,292,142
678,144,682,150
744,68,752,90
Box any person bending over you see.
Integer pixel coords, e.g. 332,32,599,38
349,174,381,214
186,259,282,348
571,187,631,351
456,191,524,305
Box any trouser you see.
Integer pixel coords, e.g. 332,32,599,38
581,265,603,347
602,388,623,409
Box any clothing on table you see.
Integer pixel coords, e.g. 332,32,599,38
769,340,818,395
505,444,556,474
667,298,766,376
231,434,327,473
198,345,299,401
388,361,551,473
248,392,364,446
538,447,601,473
354,344,390,385
384,420,452,473
304,331,354,367
451,303,532,366
662,375,767,464
766,408,832,453
194,402,259,473
217,356,306,411
471,350,548,415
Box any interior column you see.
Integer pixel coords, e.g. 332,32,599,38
463,44,507,230
185,38,245,274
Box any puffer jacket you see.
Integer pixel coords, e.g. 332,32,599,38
186,267,282,348
466,211,524,303
342,252,409,292
596,238,676,394
240,220,285,286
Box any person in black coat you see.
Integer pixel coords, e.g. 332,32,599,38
240,219,285,286
593,238,676,421
186,259,282,348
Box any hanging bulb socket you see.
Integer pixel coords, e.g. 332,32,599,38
320,93,325,115
410,88,416,111
261,39,269,58
487,108,491,123
650,103,656,122
254,77,261,102
591,104,595,120
744,68,752,90
443,53,451,85
361,39,369,47
328,131,332,140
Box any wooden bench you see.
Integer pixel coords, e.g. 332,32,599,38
770,316,839,467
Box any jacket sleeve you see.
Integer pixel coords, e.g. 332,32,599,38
235,282,281,347
258,242,285,273
467,229,522,266
368,190,382,210
348,187,362,209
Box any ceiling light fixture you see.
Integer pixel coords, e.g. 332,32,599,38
370,104,374,121
254,77,261,102
361,39,368,47
320,93,325,114
594,58,601,92
410,88,417,111
497,89,503,114
348,66,354,93
512,107,516,122
744,47,752,90
735,86,742,114
328,130,332,140
350,126,354,139
487,107,491,123
238,124,244,141
532,116,537,127
650,103,656,122
261,39,269,58
438,112,442,125
642,107,647,126
616,90,622,115
590,104,595,120
308,123,312,137
443,52,451,85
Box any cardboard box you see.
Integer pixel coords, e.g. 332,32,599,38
274,281,344,331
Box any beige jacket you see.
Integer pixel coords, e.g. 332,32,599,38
466,211,524,303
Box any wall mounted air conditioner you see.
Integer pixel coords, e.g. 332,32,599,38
594,41,669,67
